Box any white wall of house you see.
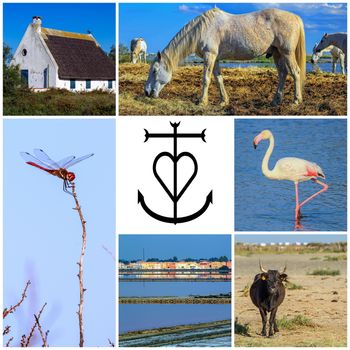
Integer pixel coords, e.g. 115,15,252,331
11,24,57,89
56,78,116,92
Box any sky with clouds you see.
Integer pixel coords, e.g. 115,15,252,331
119,3,346,54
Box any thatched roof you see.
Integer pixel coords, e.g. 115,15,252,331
42,28,115,80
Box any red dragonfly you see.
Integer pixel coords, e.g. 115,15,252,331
20,149,94,194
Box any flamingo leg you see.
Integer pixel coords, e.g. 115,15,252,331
295,182,300,221
298,179,328,211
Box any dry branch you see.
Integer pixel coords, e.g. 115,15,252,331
72,183,87,347
3,280,31,319
35,314,48,347
5,336,14,347
25,302,47,347
108,338,115,347
3,325,10,336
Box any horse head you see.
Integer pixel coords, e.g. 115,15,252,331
144,52,172,98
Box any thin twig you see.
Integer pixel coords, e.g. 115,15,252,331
72,183,87,347
25,302,47,347
35,314,48,347
5,336,14,347
3,280,31,319
108,338,115,347
20,335,26,347
102,245,116,262
3,325,10,336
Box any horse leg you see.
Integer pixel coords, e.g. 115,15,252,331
332,58,336,73
285,53,302,104
272,51,287,106
199,52,216,106
213,60,229,106
341,56,345,74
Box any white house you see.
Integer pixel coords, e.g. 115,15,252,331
11,16,115,92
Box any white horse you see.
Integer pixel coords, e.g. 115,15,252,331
130,38,147,64
145,8,306,106
311,44,345,74
314,33,347,71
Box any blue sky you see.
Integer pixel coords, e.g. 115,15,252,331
3,3,115,53
119,235,231,261
236,234,347,244
3,119,115,346
119,3,347,54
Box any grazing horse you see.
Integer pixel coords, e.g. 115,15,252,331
314,33,347,71
311,44,345,74
131,38,147,64
145,7,306,106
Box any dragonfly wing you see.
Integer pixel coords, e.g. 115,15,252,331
33,149,61,169
65,153,94,169
20,152,56,171
57,156,75,168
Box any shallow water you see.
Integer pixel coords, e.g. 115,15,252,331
171,336,231,347
119,304,231,333
220,62,345,73
235,119,347,231
120,281,231,297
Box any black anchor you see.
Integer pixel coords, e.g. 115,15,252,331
138,122,213,224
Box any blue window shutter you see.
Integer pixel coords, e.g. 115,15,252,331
108,80,113,89
86,80,91,89
70,79,76,89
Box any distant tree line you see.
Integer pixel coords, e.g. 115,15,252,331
119,256,229,264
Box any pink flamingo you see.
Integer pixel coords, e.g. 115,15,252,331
253,130,328,223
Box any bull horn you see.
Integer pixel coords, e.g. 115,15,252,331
259,260,267,273
280,263,287,273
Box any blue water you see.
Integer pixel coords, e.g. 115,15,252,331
171,336,231,347
119,304,231,333
220,62,344,73
120,281,231,297
235,119,347,231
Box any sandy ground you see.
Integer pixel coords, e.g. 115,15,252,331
235,253,347,346
119,64,347,116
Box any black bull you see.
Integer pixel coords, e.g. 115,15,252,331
250,262,287,337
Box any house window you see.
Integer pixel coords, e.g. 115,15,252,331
108,80,113,89
22,49,27,56
43,68,48,88
21,69,29,86
70,79,76,89
86,80,91,89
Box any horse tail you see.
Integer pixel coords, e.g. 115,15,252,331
295,15,306,90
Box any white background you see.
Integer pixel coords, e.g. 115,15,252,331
116,117,234,233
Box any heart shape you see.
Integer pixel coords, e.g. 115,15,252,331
153,151,198,201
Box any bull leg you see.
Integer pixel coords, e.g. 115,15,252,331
258,308,268,336
213,60,229,106
284,53,302,104
268,308,278,337
199,52,216,106
272,51,287,106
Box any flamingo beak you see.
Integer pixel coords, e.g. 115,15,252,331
253,133,263,149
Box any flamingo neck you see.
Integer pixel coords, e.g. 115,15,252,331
262,134,276,179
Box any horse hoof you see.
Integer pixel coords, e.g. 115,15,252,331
220,100,229,107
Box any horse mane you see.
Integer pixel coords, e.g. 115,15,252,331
162,8,221,70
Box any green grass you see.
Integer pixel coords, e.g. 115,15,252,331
276,315,316,330
323,255,347,262
310,257,321,260
235,318,251,336
235,242,347,256
308,268,340,276
286,282,304,290
239,284,250,297
4,88,115,116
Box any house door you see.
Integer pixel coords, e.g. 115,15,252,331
43,68,48,88
21,69,29,87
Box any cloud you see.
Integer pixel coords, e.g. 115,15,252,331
178,4,211,14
